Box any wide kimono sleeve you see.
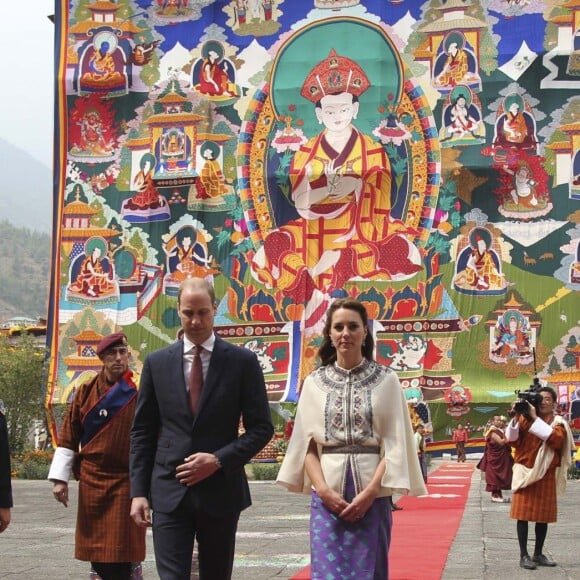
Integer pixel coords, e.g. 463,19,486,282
375,372,428,497
276,375,322,494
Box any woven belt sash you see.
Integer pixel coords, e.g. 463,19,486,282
321,445,380,455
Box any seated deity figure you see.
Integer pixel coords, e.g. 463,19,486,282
448,95,478,135
490,311,532,363
440,86,484,144
251,49,421,329
437,42,467,86
163,226,218,293
195,42,238,98
157,0,187,15
80,34,126,94
195,142,229,199
453,228,506,295
68,238,118,299
493,95,537,152
433,33,481,94
122,153,170,223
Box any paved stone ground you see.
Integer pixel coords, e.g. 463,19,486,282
443,461,580,580
2,459,579,579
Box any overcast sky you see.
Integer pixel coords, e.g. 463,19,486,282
0,5,54,168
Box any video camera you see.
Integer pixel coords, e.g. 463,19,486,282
513,347,542,416
514,377,543,415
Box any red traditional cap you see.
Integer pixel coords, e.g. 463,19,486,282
96,332,128,357
300,49,371,103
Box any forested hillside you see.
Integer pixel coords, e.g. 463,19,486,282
0,220,51,320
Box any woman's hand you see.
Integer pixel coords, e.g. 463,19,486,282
317,485,350,516
339,488,377,523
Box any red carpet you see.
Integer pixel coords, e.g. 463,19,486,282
291,462,474,580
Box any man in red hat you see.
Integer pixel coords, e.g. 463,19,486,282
48,332,145,580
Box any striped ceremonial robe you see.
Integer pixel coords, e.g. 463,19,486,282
57,370,145,562
510,415,567,523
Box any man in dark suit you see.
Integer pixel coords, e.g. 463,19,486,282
130,278,274,580
0,400,13,534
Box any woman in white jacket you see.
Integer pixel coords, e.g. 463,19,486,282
277,298,426,579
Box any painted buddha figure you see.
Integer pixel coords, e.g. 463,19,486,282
453,228,506,295
76,108,113,157
493,94,537,151
195,43,238,97
163,226,217,286
234,0,247,25
121,153,171,224
80,36,126,93
68,238,118,299
503,161,539,209
157,0,188,15
81,109,112,156
433,32,481,93
251,49,421,328
161,129,187,172
441,86,483,143
196,142,229,199
491,311,531,362
437,42,468,87
125,154,168,212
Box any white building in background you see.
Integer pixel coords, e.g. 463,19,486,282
1,316,37,329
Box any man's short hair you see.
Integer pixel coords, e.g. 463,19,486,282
539,385,557,403
177,278,216,305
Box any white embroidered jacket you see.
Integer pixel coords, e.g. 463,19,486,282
277,360,427,498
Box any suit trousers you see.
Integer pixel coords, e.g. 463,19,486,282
152,487,240,580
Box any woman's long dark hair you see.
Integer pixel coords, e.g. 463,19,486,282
318,298,375,366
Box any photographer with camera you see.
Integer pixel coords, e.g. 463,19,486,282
506,381,574,570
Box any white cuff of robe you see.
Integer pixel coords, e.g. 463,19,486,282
48,447,75,482
505,419,519,441
529,417,552,441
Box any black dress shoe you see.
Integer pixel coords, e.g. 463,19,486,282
533,554,557,567
520,555,537,570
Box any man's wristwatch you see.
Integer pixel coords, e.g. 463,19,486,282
214,455,223,469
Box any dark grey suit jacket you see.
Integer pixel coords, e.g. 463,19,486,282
130,336,273,516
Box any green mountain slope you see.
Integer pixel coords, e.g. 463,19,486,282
0,220,50,320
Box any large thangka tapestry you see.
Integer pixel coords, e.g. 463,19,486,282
48,0,580,444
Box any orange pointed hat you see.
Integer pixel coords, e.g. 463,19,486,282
300,49,371,103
